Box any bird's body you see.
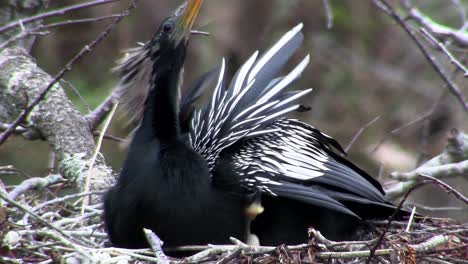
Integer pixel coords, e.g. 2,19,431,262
104,0,246,249
104,0,409,250
104,131,246,248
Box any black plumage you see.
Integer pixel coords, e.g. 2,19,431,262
104,0,408,250
104,0,247,249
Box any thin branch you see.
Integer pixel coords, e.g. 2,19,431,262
0,1,137,146
419,174,468,205
81,101,118,213
86,92,117,131
371,0,468,112
406,203,464,212
402,1,468,47
0,0,119,35
386,161,468,200
0,190,86,246
322,0,333,29
419,28,468,77
0,122,27,134
371,109,433,154
366,180,427,263
344,116,380,153
0,165,17,175
0,14,123,50
8,174,64,200
143,228,169,264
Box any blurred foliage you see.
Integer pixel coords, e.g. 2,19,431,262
1,0,467,219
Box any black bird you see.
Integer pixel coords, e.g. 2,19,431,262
104,0,247,249
104,0,407,249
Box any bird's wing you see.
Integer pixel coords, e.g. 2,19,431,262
190,23,311,169
189,24,392,218
180,66,220,133
212,118,392,218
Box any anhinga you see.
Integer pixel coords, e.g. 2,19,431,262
104,0,408,249
103,0,246,248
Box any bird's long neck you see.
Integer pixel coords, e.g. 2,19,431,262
140,66,183,143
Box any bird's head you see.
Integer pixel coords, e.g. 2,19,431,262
115,0,203,124
148,0,203,71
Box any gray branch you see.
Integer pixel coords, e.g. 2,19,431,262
0,0,46,51
0,47,114,193
386,129,468,200
403,2,468,47
8,174,64,200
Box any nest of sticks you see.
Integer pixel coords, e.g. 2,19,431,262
0,188,467,264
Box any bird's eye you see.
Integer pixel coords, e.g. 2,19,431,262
162,22,174,33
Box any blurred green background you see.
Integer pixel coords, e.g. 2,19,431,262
1,0,467,220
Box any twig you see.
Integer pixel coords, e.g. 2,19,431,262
402,1,468,47
344,116,380,153
23,191,104,225
405,206,417,232
371,0,468,112
19,230,94,262
81,101,118,213
409,234,451,252
216,248,242,264
0,1,137,146
370,109,432,154
0,0,119,34
8,174,64,200
0,190,85,246
0,165,17,175
143,228,169,264
322,0,333,29
366,181,427,264
419,28,468,77
406,204,463,212
101,133,125,142
419,174,468,205
391,159,468,182
0,123,27,133
86,92,117,131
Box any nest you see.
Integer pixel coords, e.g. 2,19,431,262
0,190,467,264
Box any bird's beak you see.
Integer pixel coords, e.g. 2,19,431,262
174,0,203,45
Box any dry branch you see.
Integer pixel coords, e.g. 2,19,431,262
1,185,466,263
0,0,139,194
402,0,468,47
0,0,119,36
0,46,113,194
372,0,468,112
387,129,468,200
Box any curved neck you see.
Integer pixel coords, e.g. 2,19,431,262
140,67,182,143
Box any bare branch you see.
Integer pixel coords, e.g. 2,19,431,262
0,14,123,50
419,174,468,205
143,228,169,264
371,0,468,112
86,92,118,131
8,174,64,200
367,180,426,263
0,0,119,35
403,1,468,47
322,0,333,29
0,2,133,146
344,116,380,153
81,102,118,213
386,129,468,200
419,28,468,77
